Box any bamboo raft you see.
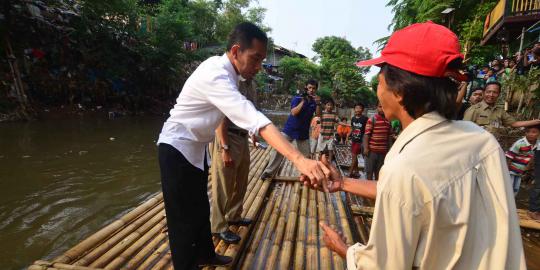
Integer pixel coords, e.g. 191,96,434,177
29,147,358,270
28,143,540,270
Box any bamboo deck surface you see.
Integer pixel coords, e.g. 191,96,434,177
29,147,358,270
29,142,540,270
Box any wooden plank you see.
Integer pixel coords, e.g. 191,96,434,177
518,209,540,230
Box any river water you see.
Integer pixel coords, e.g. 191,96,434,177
0,112,288,270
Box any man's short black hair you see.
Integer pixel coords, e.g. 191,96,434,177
526,124,540,131
306,79,318,87
226,22,268,51
485,81,502,91
380,63,461,119
354,103,365,109
471,86,485,92
323,99,335,106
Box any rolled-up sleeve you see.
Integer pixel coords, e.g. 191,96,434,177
501,111,516,127
205,73,271,136
347,188,423,269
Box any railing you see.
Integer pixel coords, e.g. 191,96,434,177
511,0,540,13
484,0,507,36
483,0,540,37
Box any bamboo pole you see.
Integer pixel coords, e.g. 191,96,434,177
278,182,301,269
54,193,163,264
273,176,300,182
75,204,165,266
293,184,309,270
242,151,271,214
354,216,369,245
350,205,374,216
136,240,169,270
265,183,293,270
215,225,250,270
105,218,167,269
240,182,281,270
318,191,332,270
252,183,289,270
305,188,319,270
89,209,166,268
125,227,168,269
326,193,345,269
29,260,97,270
334,192,354,246
152,250,172,270
518,209,540,230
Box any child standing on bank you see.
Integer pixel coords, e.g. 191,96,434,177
310,114,321,155
317,99,339,161
506,125,540,196
336,117,351,144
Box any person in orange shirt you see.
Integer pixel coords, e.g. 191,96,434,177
310,114,322,155
336,117,351,144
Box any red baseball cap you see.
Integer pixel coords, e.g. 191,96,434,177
357,21,464,79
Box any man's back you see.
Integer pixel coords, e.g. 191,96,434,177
365,114,391,154
349,112,525,269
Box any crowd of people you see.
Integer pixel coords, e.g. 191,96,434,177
156,21,532,269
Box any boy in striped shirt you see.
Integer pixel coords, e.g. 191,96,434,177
317,99,339,161
506,125,540,196
363,103,392,180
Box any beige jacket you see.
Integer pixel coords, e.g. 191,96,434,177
347,112,526,270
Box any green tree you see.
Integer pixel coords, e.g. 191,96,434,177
279,56,319,94
312,36,370,105
380,0,499,64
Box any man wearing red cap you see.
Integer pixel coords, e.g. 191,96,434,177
308,22,526,269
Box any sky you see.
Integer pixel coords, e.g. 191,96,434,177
257,0,394,80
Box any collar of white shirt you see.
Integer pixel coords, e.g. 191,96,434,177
220,53,244,85
389,112,448,157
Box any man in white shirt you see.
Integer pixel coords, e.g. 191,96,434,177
304,22,526,269
157,22,329,270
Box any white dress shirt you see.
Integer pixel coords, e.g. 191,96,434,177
346,112,526,270
157,54,271,170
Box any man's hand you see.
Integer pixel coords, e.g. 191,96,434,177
301,154,343,192
313,95,321,104
222,150,234,167
320,222,348,258
250,134,258,148
363,148,369,157
294,156,330,191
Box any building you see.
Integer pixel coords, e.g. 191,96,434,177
482,0,540,47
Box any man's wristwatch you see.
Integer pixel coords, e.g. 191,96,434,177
221,144,229,151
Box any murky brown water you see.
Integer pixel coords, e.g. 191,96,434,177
0,112,288,270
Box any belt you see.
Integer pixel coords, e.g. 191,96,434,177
228,128,248,137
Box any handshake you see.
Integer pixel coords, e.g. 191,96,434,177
299,155,344,193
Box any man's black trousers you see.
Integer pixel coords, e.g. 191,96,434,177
158,143,214,270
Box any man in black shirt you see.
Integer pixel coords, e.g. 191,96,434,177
349,103,368,177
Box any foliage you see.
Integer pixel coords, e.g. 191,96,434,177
379,0,499,64
352,86,378,107
501,67,540,113
279,56,319,93
370,75,379,92
317,86,333,101
312,36,372,105
1,0,269,116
